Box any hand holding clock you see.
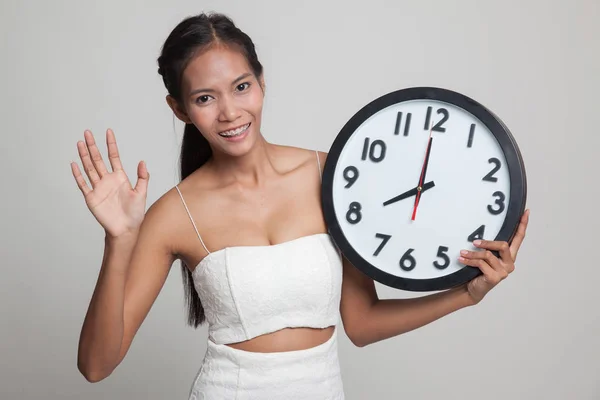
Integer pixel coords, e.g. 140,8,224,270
459,209,530,305
322,87,528,293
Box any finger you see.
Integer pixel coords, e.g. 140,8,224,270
77,139,100,187
70,162,92,196
510,208,530,261
460,248,504,273
84,130,109,177
133,161,149,194
459,256,502,283
473,239,511,264
106,128,124,171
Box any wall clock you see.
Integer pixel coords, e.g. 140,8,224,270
321,87,527,291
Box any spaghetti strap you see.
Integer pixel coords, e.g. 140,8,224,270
175,185,211,255
315,150,322,183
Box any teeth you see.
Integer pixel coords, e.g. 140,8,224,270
220,123,250,137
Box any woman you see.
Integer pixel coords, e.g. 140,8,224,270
72,12,529,399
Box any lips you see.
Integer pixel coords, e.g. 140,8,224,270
218,123,251,137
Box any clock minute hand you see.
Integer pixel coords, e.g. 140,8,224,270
412,128,435,220
382,181,435,206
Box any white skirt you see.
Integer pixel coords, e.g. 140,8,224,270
188,325,345,399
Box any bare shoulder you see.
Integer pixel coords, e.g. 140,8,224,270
141,186,182,231
270,143,329,173
145,185,184,221
138,182,199,258
316,149,328,167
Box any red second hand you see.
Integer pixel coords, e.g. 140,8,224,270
411,121,434,221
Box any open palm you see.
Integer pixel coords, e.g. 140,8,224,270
71,129,149,238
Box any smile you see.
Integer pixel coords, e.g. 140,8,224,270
219,123,251,137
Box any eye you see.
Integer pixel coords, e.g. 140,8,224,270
195,95,213,104
236,82,250,92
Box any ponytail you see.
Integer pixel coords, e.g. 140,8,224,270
181,123,212,180
179,123,212,328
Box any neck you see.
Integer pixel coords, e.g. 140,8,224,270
208,134,276,187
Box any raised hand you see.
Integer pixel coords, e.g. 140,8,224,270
71,129,149,238
458,209,530,305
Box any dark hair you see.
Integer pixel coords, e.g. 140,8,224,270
157,12,264,328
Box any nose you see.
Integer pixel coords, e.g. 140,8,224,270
218,95,241,122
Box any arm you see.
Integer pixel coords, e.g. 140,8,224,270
339,256,473,348
316,149,472,347
339,209,529,347
77,198,175,382
72,129,177,382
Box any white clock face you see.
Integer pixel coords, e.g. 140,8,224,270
332,99,511,281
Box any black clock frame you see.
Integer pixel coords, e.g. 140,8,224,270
321,86,527,292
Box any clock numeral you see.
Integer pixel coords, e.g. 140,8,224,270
361,137,386,163
433,246,450,270
468,225,486,242
399,248,416,271
424,106,449,132
467,123,476,148
343,166,359,188
482,157,501,182
373,233,391,256
346,201,362,224
394,111,412,136
488,191,506,215
397,246,454,272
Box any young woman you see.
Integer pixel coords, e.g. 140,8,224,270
72,12,530,399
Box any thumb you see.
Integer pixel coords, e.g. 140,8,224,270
509,208,529,261
134,160,149,194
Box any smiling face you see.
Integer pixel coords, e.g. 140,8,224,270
169,44,265,157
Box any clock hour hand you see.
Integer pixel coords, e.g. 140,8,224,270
382,181,435,206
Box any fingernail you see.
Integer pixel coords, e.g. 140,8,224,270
460,250,468,255
473,240,482,246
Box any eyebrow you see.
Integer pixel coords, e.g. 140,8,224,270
189,73,253,96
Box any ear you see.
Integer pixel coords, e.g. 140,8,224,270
166,95,192,124
258,74,266,94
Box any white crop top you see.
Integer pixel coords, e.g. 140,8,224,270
175,151,343,345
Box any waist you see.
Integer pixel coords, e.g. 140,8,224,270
208,311,340,344
225,325,335,353
206,324,340,367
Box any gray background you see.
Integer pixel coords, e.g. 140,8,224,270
1,0,598,399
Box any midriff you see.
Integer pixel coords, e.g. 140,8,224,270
225,326,335,353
